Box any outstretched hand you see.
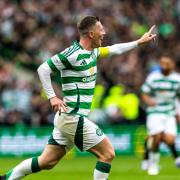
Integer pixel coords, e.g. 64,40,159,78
137,25,157,45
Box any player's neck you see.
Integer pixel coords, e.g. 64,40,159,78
79,38,93,51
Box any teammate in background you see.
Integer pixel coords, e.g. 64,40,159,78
141,56,180,175
0,16,156,180
176,99,180,123
141,99,180,171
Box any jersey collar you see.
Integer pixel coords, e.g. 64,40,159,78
74,40,83,50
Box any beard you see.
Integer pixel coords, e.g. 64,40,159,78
161,68,171,76
92,41,101,48
91,37,102,48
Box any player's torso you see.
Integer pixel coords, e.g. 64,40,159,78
60,42,98,117
147,72,180,115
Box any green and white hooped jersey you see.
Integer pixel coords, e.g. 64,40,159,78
47,41,100,117
141,71,180,116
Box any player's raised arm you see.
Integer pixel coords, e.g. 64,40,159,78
99,25,156,58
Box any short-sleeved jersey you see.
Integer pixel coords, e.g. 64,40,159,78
141,71,180,116
46,41,108,117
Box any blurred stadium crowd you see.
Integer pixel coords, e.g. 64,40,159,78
0,0,180,126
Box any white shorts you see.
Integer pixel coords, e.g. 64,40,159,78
48,113,106,152
147,114,177,136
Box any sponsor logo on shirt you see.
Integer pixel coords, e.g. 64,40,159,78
82,74,96,82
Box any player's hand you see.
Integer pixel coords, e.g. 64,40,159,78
142,94,157,107
137,25,157,45
49,96,67,113
147,99,157,107
176,114,180,123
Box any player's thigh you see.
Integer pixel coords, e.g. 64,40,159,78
88,137,115,163
76,117,106,151
148,133,162,148
164,116,177,137
153,133,162,143
147,114,164,135
38,144,66,168
162,133,176,145
50,113,75,152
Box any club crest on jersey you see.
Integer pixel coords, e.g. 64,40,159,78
96,128,103,136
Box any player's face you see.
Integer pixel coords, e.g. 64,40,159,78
90,21,106,48
160,56,175,75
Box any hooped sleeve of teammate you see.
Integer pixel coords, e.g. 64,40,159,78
141,73,157,107
37,55,67,113
98,25,156,58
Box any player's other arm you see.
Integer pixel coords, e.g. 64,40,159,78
37,59,67,113
176,85,180,122
141,93,157,107
99,25,156,58
141,78,156,107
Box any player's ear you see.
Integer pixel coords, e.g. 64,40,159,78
88,31,94,39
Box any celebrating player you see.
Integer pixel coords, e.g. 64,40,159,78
0,16,156,180
141,55,180,175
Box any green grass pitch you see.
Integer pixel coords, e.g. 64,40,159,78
0,155,179,180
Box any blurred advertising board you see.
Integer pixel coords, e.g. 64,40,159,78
0,125,179,156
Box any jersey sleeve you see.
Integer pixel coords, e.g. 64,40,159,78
141,76,152,94
37,62,56,99
97,41,138,59
177,83,180,98
46,53,72,72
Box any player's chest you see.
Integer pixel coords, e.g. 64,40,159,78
151,79,179,97
74,53,97,76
